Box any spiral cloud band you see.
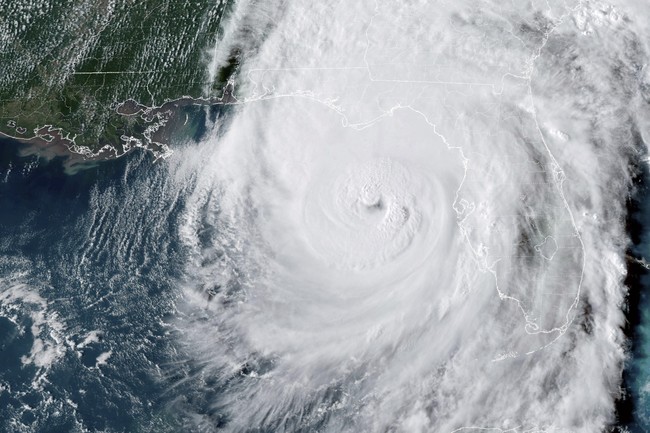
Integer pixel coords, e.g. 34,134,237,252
172,0,650,431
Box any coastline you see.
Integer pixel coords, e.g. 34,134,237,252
0,83,238,175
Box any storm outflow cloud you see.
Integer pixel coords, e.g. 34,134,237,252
175,0,650,431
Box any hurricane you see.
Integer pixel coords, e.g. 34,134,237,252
165,0,649,431
2,0,650,431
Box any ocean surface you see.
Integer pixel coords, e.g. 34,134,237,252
0,136,193,432
1,109,650,432
623,159,650,432
0,112,648,432
3,1,650,432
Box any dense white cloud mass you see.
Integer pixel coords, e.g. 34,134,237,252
174,0,650,431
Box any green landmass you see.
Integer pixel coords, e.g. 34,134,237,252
0,0,237,157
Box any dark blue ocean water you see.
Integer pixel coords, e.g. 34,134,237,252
622,166,650,433
627,284,650,432
0,137,192,432
1,111,650,431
